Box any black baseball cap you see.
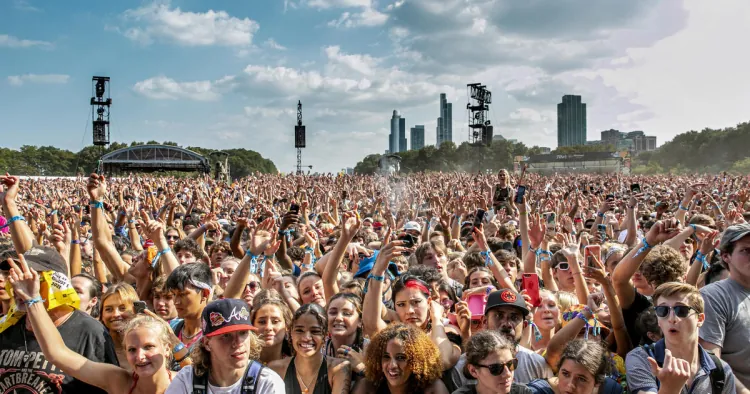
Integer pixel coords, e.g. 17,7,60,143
201,299,256,337
0,246,67,275
485,289,529,317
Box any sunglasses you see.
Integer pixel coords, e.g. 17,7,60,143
654,305,696,319
246,281,260,291
475,358,518,375
557,262,570,270
166,235,180,240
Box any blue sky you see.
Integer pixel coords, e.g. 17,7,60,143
2,0,749,173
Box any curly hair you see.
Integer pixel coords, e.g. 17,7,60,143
364,323,442,391
558,339,611,384
641,245,687,287
463,331,516,379
191,331,263,378
173,238,204,260
635,306,661,346
288,246,305,262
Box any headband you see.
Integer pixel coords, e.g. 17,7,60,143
604,246,625,262
403,279,430,296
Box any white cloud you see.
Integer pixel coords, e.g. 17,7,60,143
7,74,69,86
13,0,41,12
306,0,371,9
133,76,223,101
0,34,51,48
327,7,388,28
121,2,259,47
264,38,287,51
324,45,380,76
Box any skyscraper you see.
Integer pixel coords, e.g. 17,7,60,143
557,95,587,147
410,125,425,150
390,110,400,154
436,93,453,147
399,117,407,152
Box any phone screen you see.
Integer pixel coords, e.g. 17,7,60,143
522,274,541,307
134,301,147,314
514,186,526,204
474,209,486,230
630,184,641,193
584,246,601,268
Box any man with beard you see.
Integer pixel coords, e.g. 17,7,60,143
454,288,552,386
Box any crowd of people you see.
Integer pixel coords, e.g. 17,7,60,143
0,169,749,394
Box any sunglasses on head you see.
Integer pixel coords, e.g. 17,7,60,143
654,305,696,319
475,358,518,375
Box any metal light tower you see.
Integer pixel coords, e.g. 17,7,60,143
467,83,493,146
294,100,306,174
91,76,112,146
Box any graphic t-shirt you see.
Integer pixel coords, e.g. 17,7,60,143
0,310,119,394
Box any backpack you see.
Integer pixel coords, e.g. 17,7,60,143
192,360,264,394
642,340,725,394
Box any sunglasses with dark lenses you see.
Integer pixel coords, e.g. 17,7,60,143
475,358,518,375
557,262,570,270
654,305,696,319
246,281,260,291
166,235,180,240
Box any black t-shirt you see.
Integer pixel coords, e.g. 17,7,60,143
0,309,119,394
621,289,653,346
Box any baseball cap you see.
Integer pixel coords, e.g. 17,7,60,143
372,222,383,229
201,299,256,337
403,221,421,232
485,289,529,317
719,223,750,253
0,246,67,275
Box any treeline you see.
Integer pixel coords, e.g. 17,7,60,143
0,141,277,178
353,140,614,175
354,121,750,174
632,121,750,174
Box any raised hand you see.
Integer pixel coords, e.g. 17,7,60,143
7,255,41,303
647,349,691,392
249,217,275,257
86,173,107,201
0,173,20,204
645,219,682,246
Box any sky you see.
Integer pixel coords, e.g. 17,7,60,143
1,0,749,174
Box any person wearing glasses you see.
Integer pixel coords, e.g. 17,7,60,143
455,330,532,394
625,283,736,394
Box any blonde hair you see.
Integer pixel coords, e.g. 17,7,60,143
191,331,263,377
554,291,578,314
122,311,179,362
99,282,139,322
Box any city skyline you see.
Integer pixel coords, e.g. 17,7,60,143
1,1,748,172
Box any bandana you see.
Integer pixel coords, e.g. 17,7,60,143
0,270,80,333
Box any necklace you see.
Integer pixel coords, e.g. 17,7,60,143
295,358,321,394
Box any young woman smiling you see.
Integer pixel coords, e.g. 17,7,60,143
100,282,138,370
354,323,448,394
8,257,177,394
326,293,367,378
269,303,351,394
252,297,293,365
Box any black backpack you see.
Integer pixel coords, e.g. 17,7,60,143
642,340,725,394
